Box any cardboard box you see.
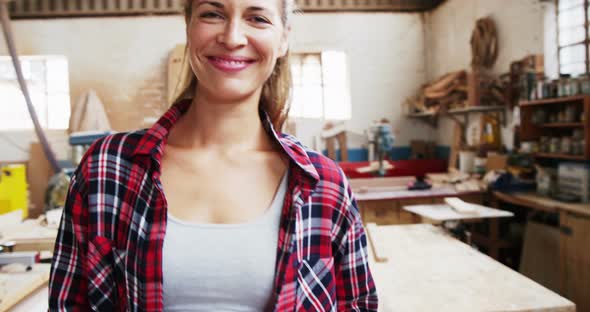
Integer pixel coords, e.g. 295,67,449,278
486,154,508,171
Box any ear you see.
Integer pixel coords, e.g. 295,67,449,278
278,25,291,57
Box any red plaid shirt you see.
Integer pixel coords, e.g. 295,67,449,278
49,100,378,311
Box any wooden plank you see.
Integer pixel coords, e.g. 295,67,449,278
326,137,336,160
369,224,575,312
350,176,414,190
27,143,54,218
519,95,586,107
0,264,50,312
9,285,48,312
494,192,590,219
403,203,513,222
0,214,58,252
467,70,480,107
336,133,348,162
534,153,588,161
445,197,477,214
540,123,584,128
365,223,388,263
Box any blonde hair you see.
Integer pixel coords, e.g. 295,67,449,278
173,0,295,131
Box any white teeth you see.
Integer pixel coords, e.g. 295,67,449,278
224,60,245,65
214,57,248,65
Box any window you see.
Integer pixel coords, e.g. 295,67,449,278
290,51,351,120
557,0,589,76
0,55,70,130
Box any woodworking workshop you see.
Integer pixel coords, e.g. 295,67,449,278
0,0,589,311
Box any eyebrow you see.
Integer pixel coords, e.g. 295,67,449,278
196,1,224,9
246,6,266,12
196,1,270,12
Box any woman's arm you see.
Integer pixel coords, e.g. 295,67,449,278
333,172,379,311
48,171,89,311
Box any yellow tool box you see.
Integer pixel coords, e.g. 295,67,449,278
0,164,29,218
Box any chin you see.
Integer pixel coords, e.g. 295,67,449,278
206,82,259,102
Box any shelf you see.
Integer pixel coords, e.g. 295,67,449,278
407,105,507,127
446,105,506,114
407,111,436,118
407,105,505,118
520,95,587,107
533,153,587,161
539,123,585,128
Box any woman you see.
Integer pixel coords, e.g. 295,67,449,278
49,0,378,310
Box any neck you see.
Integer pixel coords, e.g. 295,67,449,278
169,85,273,153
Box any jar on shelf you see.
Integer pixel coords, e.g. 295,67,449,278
550,137,560,153
572,140,580,155
565,105,577,122
573,129,584,140
520,75,529,101
569,77,580,95
550,79,560,97
536,80,545,99
573,140,585,155
561,137,572,154
558,74,571,97
532,109,546,124
540,136,549,152
558,109,566,122
542,79,552,98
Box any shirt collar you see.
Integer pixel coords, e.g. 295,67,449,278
133,99,319,182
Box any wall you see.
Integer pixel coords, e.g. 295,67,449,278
0,130,69,162
0,12,434,162
291,13,435,150
424,0,557,149
1,16,186,131
0,16,186,162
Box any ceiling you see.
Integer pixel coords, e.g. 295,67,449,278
8,0,446,19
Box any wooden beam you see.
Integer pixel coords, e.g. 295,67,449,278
8,0,446,19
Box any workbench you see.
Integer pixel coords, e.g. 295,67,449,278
350,176,485,225
367,224,575,312
0,211,57,253
493,191,590,312
0,264,49,312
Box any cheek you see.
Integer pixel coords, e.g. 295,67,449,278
250,32,284,62
187,25,217,52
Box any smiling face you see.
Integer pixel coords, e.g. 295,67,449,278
187,0,289,102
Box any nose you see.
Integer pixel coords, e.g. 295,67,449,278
217,19,247,49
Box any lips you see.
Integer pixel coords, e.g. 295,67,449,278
207,55,256,73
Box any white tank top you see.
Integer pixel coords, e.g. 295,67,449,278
162,172,288,311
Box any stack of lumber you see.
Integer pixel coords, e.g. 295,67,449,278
406,70,506,115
